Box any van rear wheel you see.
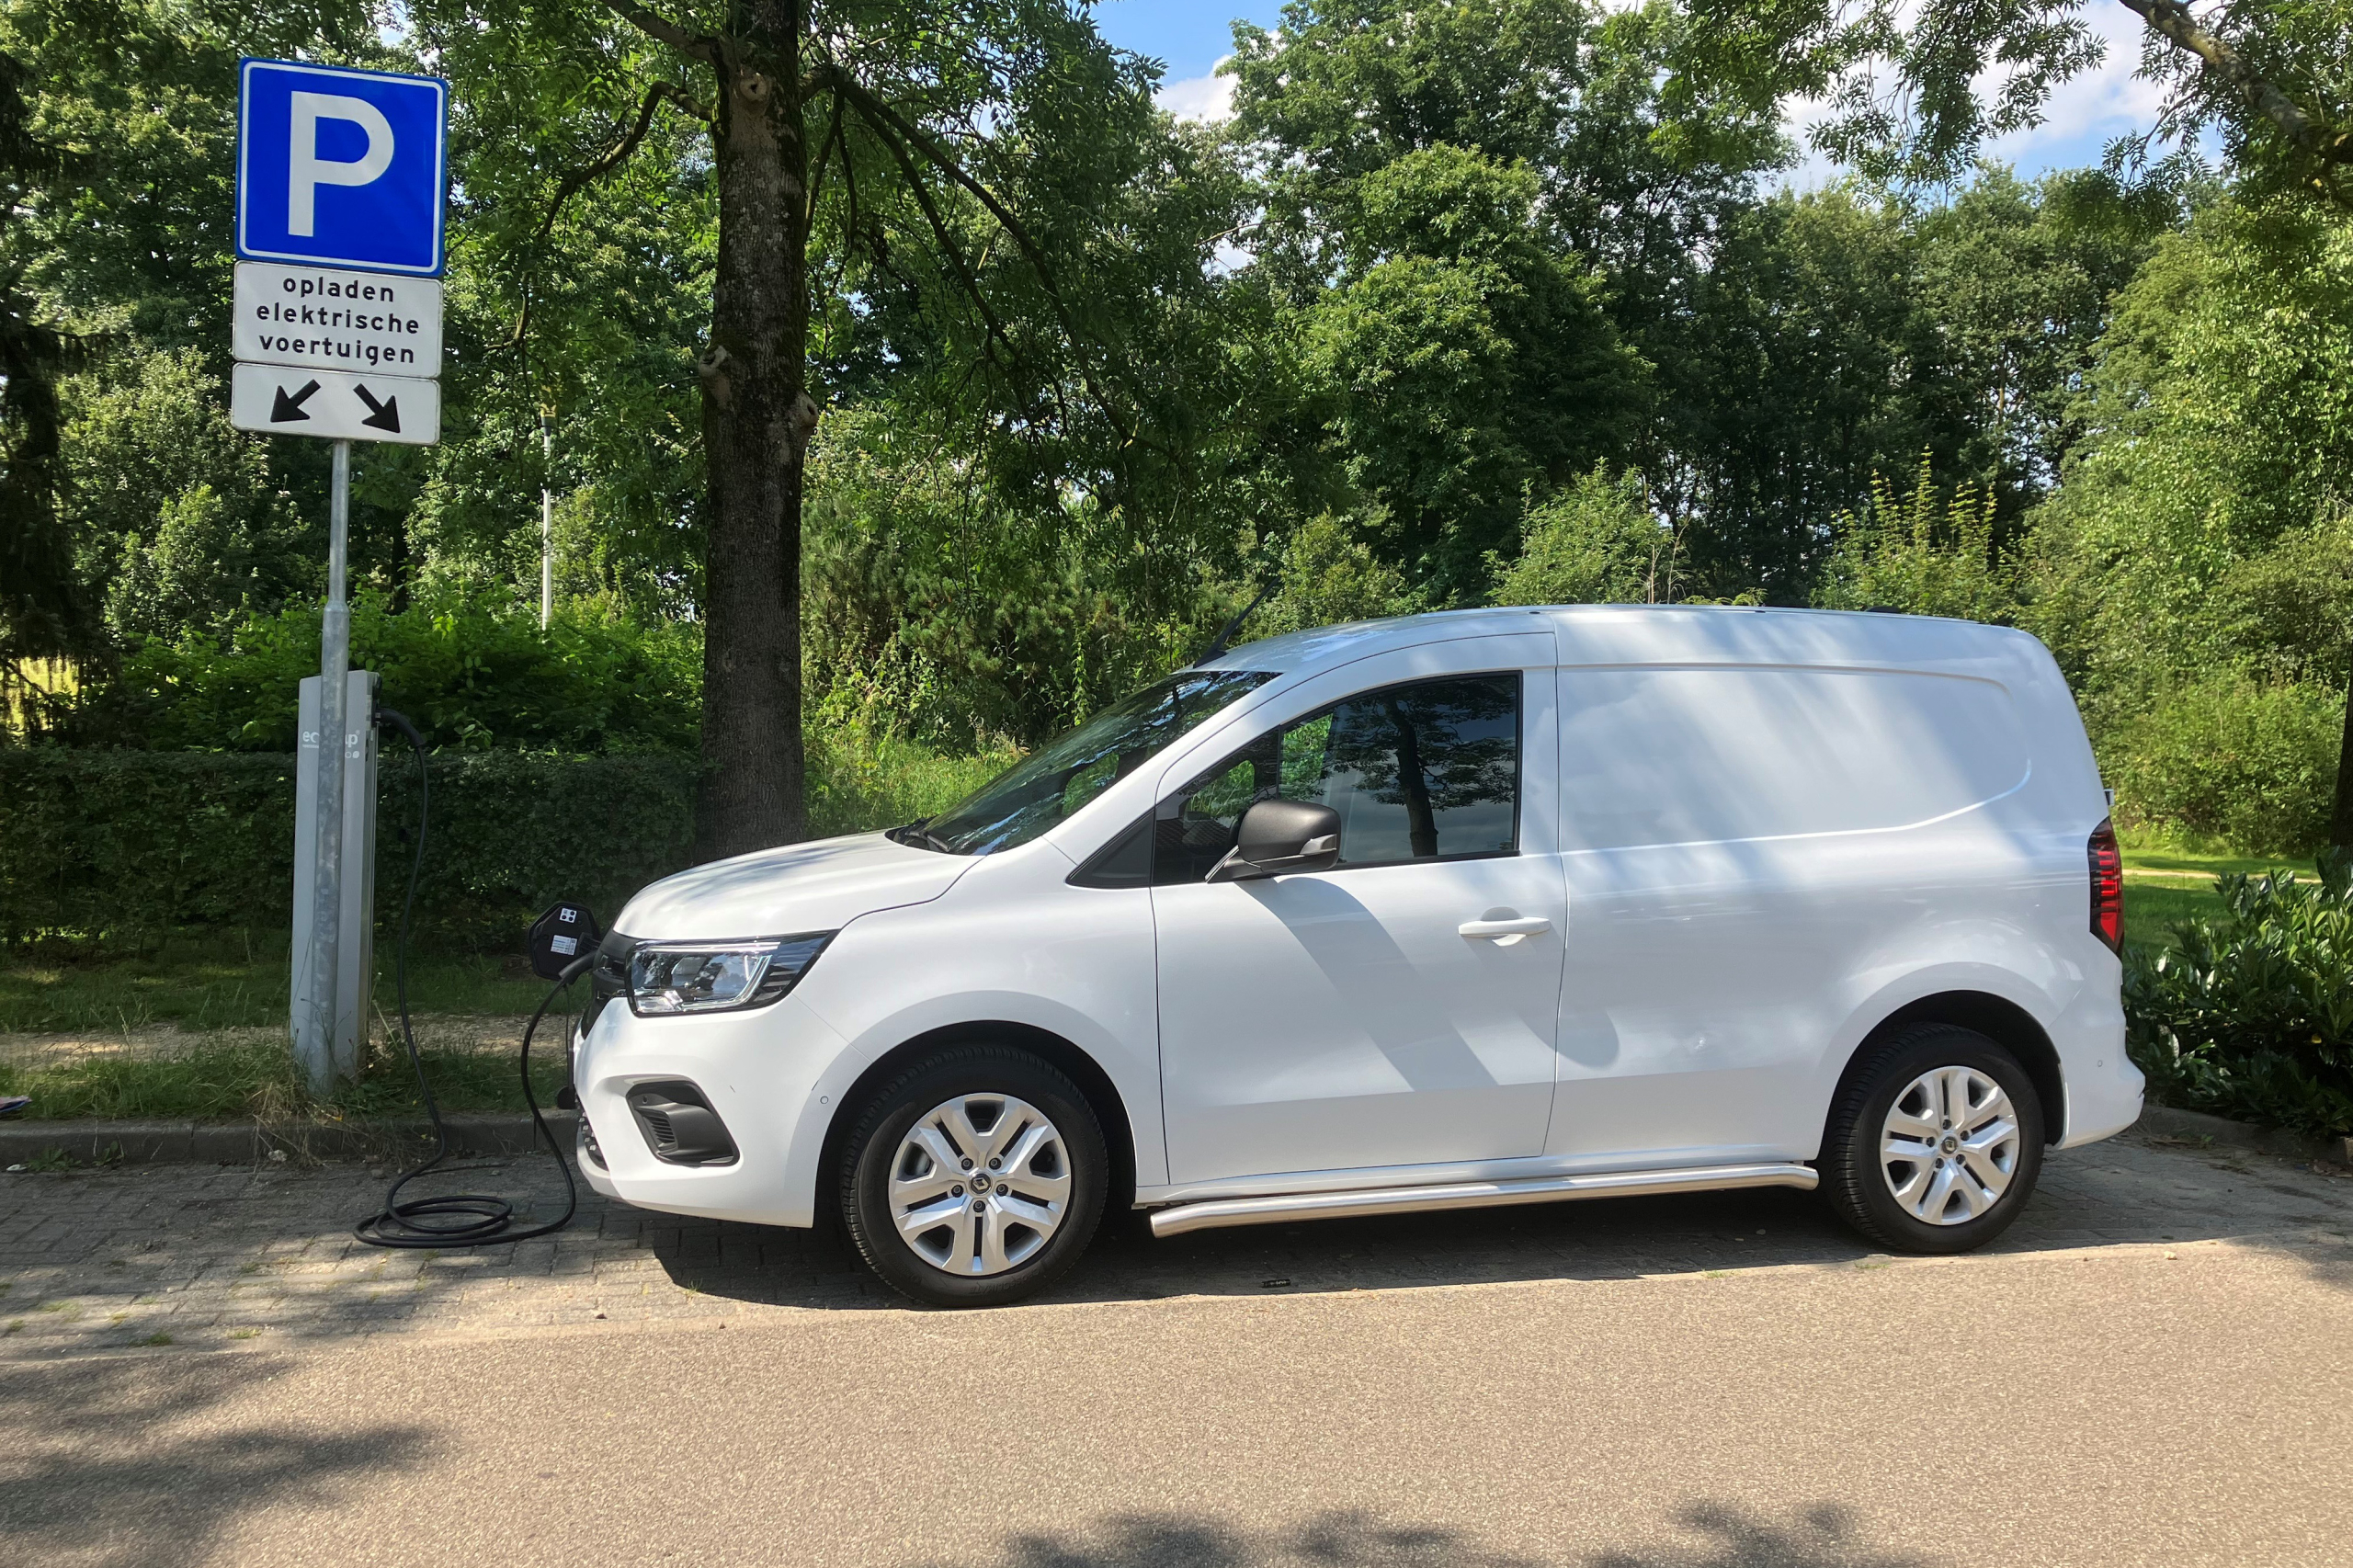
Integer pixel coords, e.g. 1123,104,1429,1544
1824,1024,2045,1255
840,1045,1108,1308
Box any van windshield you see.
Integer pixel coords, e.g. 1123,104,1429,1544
904,669,1278,857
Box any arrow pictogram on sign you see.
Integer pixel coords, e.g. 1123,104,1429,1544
271,380,322,422
231,363,438,444
353,383,401,433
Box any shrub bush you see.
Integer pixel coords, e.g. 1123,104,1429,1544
2124,853,2353,1139
66,595,704,754
0,732,1015,953
0,749,699,951
2106,677,2342,855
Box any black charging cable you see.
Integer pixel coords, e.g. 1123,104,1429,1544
356,705,585,1248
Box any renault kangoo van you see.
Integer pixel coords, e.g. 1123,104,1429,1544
574,608,2139,1305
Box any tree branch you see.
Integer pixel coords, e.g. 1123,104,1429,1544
529,83,706,250
805,88,845,225
506,82,710,350
826,71,1149,449
2117,0,2352,164
846,104,1025,377
602,0,718,64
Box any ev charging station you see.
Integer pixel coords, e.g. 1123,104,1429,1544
230,57,449,1096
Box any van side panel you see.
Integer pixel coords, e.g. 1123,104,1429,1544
1547,624,2125,1165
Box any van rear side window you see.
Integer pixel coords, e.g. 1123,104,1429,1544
1557,667,2029,851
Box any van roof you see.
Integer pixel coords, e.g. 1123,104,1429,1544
1202,604,2042,676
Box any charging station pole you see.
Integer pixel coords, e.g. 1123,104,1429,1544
227,57,451,1095
297,441,354,1096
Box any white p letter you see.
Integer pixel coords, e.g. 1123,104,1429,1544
288,92,394,236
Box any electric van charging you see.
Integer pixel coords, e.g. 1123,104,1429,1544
572,605,2140,1307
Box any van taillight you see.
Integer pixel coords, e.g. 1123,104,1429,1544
2088,817,2123,953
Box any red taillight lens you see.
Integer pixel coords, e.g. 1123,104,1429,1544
2088,817,2123,953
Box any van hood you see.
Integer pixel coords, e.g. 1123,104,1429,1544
612,832,974,941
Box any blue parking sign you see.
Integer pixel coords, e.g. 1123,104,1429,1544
237,59,448,277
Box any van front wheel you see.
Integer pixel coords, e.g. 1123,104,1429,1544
840,1046,1108,1307
1824,1024,2046,1255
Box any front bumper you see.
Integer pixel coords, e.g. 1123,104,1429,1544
570,991,850,1226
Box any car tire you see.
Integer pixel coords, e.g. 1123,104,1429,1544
1823,1023,2046,1255
840,1045,1109,1308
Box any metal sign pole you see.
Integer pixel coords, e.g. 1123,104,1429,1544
300,438,354,1097
540,415,554,629
233,60,449,1096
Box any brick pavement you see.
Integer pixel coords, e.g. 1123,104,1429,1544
3,1131,2347,1359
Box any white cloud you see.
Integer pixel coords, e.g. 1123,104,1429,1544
1769,4,2172,191
1158,61,1238,123
1982,3,2166,166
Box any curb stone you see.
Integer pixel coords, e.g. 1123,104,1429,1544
0,1110,576,1168
2131,1104,2348,1167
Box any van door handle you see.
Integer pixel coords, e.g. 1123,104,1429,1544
1459,915,1552,940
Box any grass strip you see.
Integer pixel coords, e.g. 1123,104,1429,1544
0,1034,566,1121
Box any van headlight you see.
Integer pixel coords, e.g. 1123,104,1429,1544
626,934,834,1016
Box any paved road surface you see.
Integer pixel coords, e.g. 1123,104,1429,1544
5,1131,2349,1566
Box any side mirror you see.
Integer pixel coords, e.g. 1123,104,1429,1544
1207,799,1342,882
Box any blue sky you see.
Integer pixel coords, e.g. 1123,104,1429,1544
1090,0,2170,187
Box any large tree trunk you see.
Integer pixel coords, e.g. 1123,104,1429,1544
694,11,815,862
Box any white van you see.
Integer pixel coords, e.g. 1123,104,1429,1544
575,607,2140,1305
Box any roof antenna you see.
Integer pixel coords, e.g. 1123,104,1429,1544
1192,583,1274,668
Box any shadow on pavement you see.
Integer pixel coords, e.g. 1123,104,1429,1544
645,1137,2353,1311
929,1504,1926,1567
0,1352,429,1567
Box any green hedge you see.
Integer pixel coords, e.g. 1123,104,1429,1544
0,749,698,951
0,736,1010,953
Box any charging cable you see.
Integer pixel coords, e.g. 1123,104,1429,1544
356,705,584,1248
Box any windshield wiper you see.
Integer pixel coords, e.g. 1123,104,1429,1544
888,818,957,854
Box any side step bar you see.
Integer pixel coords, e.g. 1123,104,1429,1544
1148,1161,1818,1239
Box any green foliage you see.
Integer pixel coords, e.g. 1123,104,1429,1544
73,597,703,754
2027,197,2353,718
61,348,308,642
0,748,694,950
801,409,1215,746
1910,169,2175,499
2017,194,2353,854
1297,143,1645,597
1673,0,2353,204
2211,506,2353,691
2126,856,2353,1139
2106,678,2343,857
0,729,1004,952
1817,458,2022,622
1253,515,1415,640
806,724,1017,840
1490,466,1666,606
0,751,298,945
1658,187,1974,598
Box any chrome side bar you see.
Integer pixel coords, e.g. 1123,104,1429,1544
1147,1161,1819,1239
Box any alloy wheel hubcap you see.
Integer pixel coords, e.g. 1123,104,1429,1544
1879,1065,2019,1226
890,1094,1071,1275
